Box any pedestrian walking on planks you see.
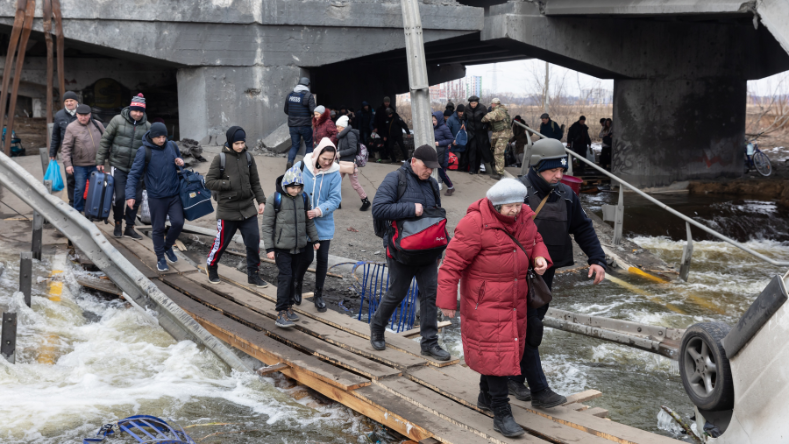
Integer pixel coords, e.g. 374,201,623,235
95,93,152,240
509,138,607,408
261,165,320,328
125,122,185,272
48,91,80,207
61,104,105,213
436,178,551,438
370,145,452,362
204,126,268,287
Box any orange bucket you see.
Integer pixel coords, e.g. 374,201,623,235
560,175,582,195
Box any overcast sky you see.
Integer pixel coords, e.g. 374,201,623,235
465,60,789,97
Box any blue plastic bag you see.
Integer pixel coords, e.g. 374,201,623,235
44,160,64,191
454,127,468,146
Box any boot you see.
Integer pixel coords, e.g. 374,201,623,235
360,197,371,211
493,404,525,438
507,379,532,402
123,225,143,240
477,391,492,412
113,221,122,238
248,271,268,288
276,310,295,328
206,265,220,284
370,325,386,351
292,279,303,306
313,287,327,313
338,202,342,209
531,388,567,409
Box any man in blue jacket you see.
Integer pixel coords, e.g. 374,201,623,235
283,77,316,170
124,122,185,272
538,113,563,140
370,145,451,361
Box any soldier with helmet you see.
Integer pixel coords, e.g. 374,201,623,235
508,138,607,408
284,77,317,170
481,98,512,180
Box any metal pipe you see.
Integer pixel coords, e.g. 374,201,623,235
512,120,789,267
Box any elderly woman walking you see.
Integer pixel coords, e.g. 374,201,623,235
437,178,551,438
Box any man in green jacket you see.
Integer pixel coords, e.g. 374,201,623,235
204,126,268,287
95,93,152,239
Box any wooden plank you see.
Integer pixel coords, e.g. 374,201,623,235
573,404,590,412
153,280,370,391
586,407,609,419
406,366,615,444
256,362,288,376
76,276,122,296
208,263,459,367
399,320,451,338
163,274,402,380
96,221,195,275
106,237,158,279
375,378,550,444
171,273,427,371
563,390,603,406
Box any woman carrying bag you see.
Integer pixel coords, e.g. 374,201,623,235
436,178,551,438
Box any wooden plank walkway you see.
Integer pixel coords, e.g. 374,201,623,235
93,222,683,444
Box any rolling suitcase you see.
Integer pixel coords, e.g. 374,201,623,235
84,171,114,222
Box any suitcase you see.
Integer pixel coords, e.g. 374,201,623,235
84,171,114,221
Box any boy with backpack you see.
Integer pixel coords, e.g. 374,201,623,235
204,126,268,287
261,165,320,328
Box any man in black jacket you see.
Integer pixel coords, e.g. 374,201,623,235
463,96,492,175
48,91,80,206
353,101,375,144
566,116,591,174
283,77,316,169
370,145,451,361
378,108,409,163
373,96,394,137
510,138,607,409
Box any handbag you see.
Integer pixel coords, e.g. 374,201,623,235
494,227,553,309
338,160,356,175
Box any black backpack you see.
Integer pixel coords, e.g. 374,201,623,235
373,167,440,238
211,151,252,201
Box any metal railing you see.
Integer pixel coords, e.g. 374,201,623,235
513,121,789,279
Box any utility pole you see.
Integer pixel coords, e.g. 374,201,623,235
544,61,550,113
400,0,437,180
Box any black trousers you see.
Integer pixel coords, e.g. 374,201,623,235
274,247,313,312
66,171,76,207
206,215,261,273
383,135,405,162
295,240,331,290
510,267,556,394
148,195,184,259
468,139,492,174
480,374,510,410
111,168,142,224
371,256,439,349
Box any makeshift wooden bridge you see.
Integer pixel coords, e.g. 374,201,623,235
91,221,683,444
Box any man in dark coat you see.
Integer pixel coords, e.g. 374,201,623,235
373,96,395,137
566,116,591,174
463,96,492,175
538,113,563,141
378,107,409,163
509,138,607,409
48,91,80,207
370,145,451,362
353,101,375,144
283,77,316,169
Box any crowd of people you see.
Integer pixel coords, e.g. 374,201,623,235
49,77,613,438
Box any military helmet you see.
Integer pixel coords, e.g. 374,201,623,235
298,77,311,87
530,138,567,167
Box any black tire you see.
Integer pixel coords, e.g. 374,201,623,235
680,322,734,411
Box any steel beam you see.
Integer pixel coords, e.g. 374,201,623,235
19,251,32,307
679,221,694,282
1,312,16,364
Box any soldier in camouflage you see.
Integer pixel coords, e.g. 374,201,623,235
481,98,512,180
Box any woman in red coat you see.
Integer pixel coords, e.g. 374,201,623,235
437,178,551,438
312,106,338,148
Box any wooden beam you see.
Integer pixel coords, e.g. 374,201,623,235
586,407,610,419
256,362,288,376
76,276,122,296
398,320,451,338
96,222,196,275
562,389,603,406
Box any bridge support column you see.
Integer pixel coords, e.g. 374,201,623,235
612,77,746,189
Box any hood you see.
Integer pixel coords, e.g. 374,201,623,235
313,109,331,126
302,140,340,176
467,198,535,230
225,125,245,147
142,131,167,150
361,101,369,107
432,111,447,128
293,84,310,93
121,106,148,125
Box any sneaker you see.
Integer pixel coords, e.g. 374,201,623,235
113,221,122,238
276,310,295,328
360,198,371,211
421,344,451,361
157,257,169,272
124,225,143,240
286,307,300,321
164,248,178,264
531,388,567,409
206,265,220,284
507,379,532,402
445,187,455,196
248,273,268,288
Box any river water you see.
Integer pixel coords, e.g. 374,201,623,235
1,191,786,443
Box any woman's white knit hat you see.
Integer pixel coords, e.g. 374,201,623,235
336,115,349,128
486,178,528,206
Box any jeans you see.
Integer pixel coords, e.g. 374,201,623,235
206,216,261,273
371,256,439,349
480,374,511,410
72,165,98,212
510,267,556,394
288,126,313,164
111,168,142,224
274,247,313,312
295,240,331,290
148,195,184,259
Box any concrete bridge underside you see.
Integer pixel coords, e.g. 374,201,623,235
2,0,789,187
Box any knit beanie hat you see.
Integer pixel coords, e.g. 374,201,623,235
383,96,391,103
129,93,146,112
150,122,168,139
536,156,568,172
335,115,349,128
443,110,453,117
62,91,79,102
282,165,304,187
314,105,326,114
457,104,465,112
486,178,528,206
225,125,246,144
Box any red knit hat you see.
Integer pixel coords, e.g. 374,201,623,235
129,93,146,111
